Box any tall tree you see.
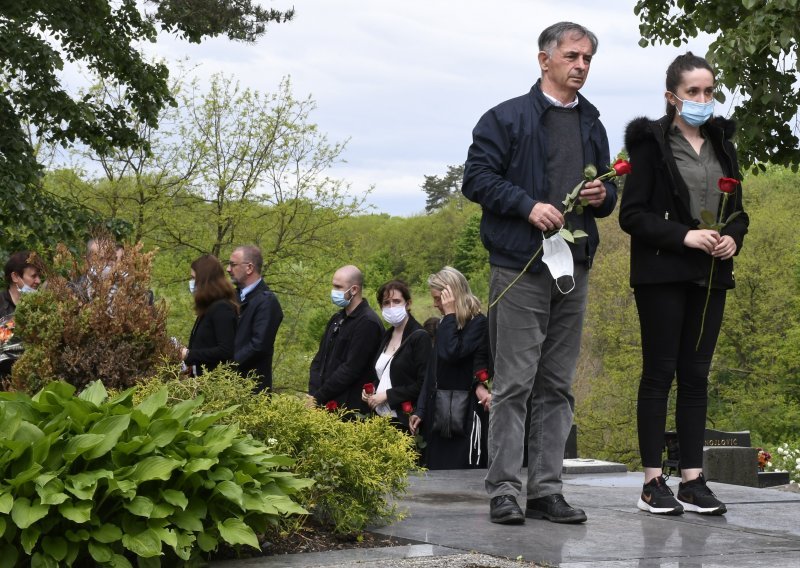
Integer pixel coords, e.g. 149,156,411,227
635,0,800,171
0,0,293,253
423,164,464,213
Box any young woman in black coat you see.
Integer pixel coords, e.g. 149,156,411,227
180,255,238,376
362,280,431,432
620,53,748,517
409,266,491,469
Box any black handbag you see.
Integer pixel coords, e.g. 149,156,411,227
431,388,470,438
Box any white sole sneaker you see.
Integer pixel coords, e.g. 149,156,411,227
676,498,726,515
637,497,684,515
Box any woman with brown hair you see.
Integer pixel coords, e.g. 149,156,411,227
180,255,238,376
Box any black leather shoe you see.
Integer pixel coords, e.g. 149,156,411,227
490,494,525,525
525,494,587,524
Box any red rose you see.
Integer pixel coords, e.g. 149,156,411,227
612,159,632,177
363,383,375,395
718,177,738,194
474,369,489,382
401,401,413,414
325,400,338,412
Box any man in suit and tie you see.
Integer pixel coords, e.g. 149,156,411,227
227,245,283,391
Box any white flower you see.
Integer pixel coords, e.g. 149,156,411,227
778,447,786,455
796,458,800,464
267,438,278,446
796,464,800,471
767,461,772,467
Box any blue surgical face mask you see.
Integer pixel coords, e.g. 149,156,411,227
18,284,36,294
331,287,352,308
673,95,714,127
188,279,196,295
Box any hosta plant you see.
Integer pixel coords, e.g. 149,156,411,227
0,380,312,566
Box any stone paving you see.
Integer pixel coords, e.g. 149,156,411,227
217,468,800,567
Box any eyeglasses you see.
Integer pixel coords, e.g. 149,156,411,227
227,261,252,268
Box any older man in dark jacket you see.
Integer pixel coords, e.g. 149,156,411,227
227,245,283,392
462,22,617,526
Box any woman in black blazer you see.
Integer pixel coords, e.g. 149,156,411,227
362,280,431,431
180,255,238,376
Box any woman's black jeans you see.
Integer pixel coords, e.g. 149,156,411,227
634,282,726,470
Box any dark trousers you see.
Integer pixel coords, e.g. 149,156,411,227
634,282,726,469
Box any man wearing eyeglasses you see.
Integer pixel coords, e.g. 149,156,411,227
227,245,283,391
308,265,383,414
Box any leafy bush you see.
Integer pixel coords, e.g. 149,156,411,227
136,365,420,535
765,442,800,485
10,242,178,393
0,380,312,566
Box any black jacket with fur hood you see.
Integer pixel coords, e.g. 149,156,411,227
619,115,749,288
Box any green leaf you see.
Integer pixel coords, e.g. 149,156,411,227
0,493,14,514
92,523,123,543
700,209,716,226
85,415,131,459
184,458,217,473
124,456,183,483
147,418,180,448
30,551,59,568
58,500,92,523
124,496,154,517
217,518,259,549
742,0,759,9
78,380,107,406
0,544,18,568
21,525,41,554
558,228,575,243
11,497,49,529
88,541,114,563
161,489,188,510
122,529,162,558
41,536,68,561
63,434,104,461
583,164,597,179
572,229,589,240
214,480,244,507
136,388,167,419
152,526,178,548
170,510,204,532
196,531,218,552
725,210,741,224
109,553,133,568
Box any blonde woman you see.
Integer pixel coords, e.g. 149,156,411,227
410,266,491,469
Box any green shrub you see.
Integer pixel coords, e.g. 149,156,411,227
11,242,178,393
0,380,312,566
137,365,420,535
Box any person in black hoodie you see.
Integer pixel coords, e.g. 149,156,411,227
181,255,237,376
620,52,748,518
362,280,431,432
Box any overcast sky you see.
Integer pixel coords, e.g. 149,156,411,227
138,0,715,216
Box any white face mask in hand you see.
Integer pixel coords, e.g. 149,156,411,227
542,231,575,294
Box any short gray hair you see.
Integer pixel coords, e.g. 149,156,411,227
538,22,598,57
234,245,263,274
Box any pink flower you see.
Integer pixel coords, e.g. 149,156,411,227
401,401,413,414
325,400,338,412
